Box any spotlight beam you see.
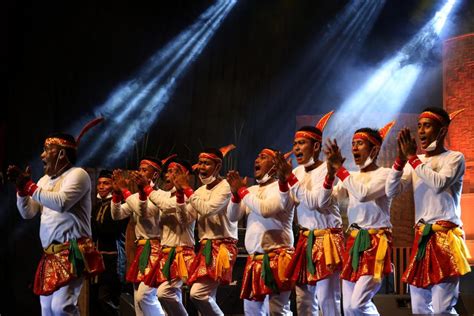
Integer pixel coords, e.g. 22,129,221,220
326,0,458,169
76,0,236,166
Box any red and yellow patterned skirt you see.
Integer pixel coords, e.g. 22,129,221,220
144,245,195,287
241,248,294,301
34,237,104,296
286,228,344,286
188,238,238,285
126,239,161,284
403,221,471,288
341,228,392,282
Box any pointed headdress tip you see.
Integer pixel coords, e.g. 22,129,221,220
449,108,465,121
76,117,105,145
283,151,293,160
315,110,334,133
161,154,177,165
379,120,396,141
219,144,236,157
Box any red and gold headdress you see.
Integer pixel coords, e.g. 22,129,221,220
294,110,334,142
418,108,464,126
140,159,162,171
44,117,104,149
353,121,396,147
161,154,177,166
260,148,277,158
199,144,236,162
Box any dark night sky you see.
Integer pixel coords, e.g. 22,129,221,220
2,1,473,312
5,0,473,174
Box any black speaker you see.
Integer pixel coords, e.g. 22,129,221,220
119,292,135,316
372,294,411,316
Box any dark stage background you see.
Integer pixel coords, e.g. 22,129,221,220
3,0,474,314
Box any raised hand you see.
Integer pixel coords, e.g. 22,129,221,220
398,128,417,159
7,165,32,189
274,152,292,182
173,167,190,191
324,138,345,178
130,171,148,190
226,170,247,195
112,169,128,193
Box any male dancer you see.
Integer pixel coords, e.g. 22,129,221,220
173,146,238,316
7,132,104,315
111,157,165,316
275,111,344,315
142,158,196,315
323,122,395,316
386,107,470,314
227,148,294,315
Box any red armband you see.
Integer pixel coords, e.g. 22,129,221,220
323,175,335,189
121,189,132,200
176,190,185,204
336,166,350,181
112,192,123,203
143,185,154,197
237,186,250,200
183,187,194,199
17,179,37,197
393,157,407,171
278,180,289,192
408,156,422,169
287,173,298,187
231,193,241,203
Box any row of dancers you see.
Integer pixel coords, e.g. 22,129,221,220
7,106,470,315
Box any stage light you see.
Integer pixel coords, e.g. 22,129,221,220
326,0,458,169
74,0,237,166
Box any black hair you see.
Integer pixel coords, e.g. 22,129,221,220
98,169,113,179
421,106,451,126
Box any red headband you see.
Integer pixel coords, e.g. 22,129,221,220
294,131,321,142
168,162,188,174
419,111,447,125
353,132,381,147
199,152,222,162
260,148,277,158
140,159,162,171
44,137,77,149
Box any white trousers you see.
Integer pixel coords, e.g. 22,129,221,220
190,277,223,316
409,276,459,314
40,277,83,316
295,272,341,316
134,281,165,316
244,290,292,316
342,276,381,316
157,278,188,316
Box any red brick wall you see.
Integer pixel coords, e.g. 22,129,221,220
443,33,474,194
443,33,474,242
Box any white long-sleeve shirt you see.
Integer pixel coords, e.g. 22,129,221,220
385,150,464,226
146,189,195,247
184,179,237,241
227,181,294,254
16,167,92,248
322,167,392,229
111,192,160,239
288,164,342,229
